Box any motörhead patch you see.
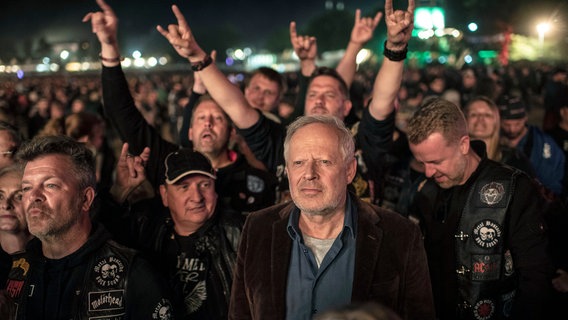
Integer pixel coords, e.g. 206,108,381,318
477,182,506,207
93,256,126,288
152,298,174,320
473,299,495,320
472,220,502,249
88,289,124,312
471,255,501,281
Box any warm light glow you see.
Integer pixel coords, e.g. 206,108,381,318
536,22,551,34
356,49,371,65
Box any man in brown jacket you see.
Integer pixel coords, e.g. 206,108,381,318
229,115,435,320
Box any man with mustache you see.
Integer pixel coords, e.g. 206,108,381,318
2,135,174,319
229,115,434,319
103,143,243,319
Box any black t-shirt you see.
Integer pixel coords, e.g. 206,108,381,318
165,233,212,319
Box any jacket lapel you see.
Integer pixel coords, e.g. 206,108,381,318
352,202,383,301
271,204,293,317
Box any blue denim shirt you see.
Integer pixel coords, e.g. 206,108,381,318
285,194,357,320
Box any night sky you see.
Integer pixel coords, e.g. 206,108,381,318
1,1,350,48
1,0,567,59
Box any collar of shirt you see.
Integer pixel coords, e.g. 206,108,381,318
286,192,357,241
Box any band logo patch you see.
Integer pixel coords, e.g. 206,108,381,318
247,175,265,193
5,280,24,298
152,299,174,320
12,258,30,276
88,289,124,311
93,256,125,288
472,255,500,280
479,182,505,205
473,299,495,320
473,220,502,248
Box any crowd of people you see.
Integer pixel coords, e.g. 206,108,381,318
0,0,567,319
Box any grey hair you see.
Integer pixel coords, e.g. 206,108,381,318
16,135,96,190
283,115,355,163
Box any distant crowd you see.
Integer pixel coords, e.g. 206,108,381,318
0,0,567,319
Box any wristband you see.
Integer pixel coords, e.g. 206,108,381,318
191,55,213,71
383,41,408,62
99,53,124,63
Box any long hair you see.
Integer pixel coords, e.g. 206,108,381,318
464,96,502,161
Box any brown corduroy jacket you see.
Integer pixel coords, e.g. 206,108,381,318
229,194,436,320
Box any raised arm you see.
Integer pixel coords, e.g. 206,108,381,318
289,21,318,77
335,9,382,88
84,0,178,188
82,0,121,68
368,0,414,121
156,5,259,129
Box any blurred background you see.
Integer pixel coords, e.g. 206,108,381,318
1,0,567,75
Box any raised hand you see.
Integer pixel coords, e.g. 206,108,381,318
384,0,415,49
112,142,150,203
289,21,317,62
350,9,383,46
82,0,118,46
156,5,207,62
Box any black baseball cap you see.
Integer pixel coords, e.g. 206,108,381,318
499,97,527,120
164,149,216,184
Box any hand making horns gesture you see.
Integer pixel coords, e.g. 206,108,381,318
156,5,208,63
385,0,415,50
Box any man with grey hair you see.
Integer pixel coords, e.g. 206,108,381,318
229,115,434,319
2,135,174,319
406,98,553,319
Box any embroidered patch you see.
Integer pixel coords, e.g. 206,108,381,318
152,298,174,320
93,256,125,288
6,257,31,299
473,220,502,249
12,258,30,276
88,289,124,311
504,250,514,276
479,182,505,205
543,143,551,159
247,174,265,193
471,255,501,281
473,299,495,320
6,279,24,299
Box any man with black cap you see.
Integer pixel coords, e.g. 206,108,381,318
104,143,242,320
500,97,565,197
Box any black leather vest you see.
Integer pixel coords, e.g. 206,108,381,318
455,166,519,320
7,240,136,320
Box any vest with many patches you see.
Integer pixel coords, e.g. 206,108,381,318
6,240,137,320
455,166,519,320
